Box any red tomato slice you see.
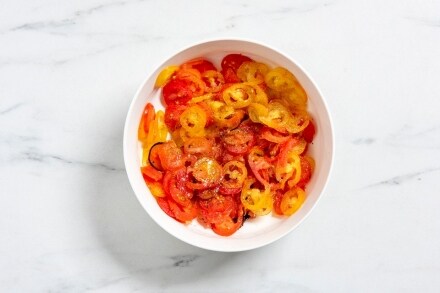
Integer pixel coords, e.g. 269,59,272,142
162,79,193,106
223,126,256,155
167,168,193,207
140,165,163,181
302,120,316,143
182,58,217,73
261,126,291,144
168,199,197,222
157,141,184,171
221,68,241,83
164,104,187,131
157,197,175,219
219,186,241,195
247,147,272,187
272,190,284,215
221,54,253,72
297,156,312,189
212,205,244,236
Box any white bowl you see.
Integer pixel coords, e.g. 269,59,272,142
123,39,334,252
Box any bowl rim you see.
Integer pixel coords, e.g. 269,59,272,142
123,37,335,252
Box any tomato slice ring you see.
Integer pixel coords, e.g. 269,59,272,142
265,67,298,92
261,126,291,144
202,70,225,93
155,66,179,88
179,105,207,134
222,160,248,189
240,178,273,216
181,58,216,73
157,141,184,171
223,125,256,155
183,137,214,156
212,205,244,236
237,61,269,83
188,157,222,188
247,147,272,187
221,54,253,73
280,187,305,216
222,83,255,108
162,79,194,106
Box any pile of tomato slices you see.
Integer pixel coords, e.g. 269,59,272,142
138,54,316,236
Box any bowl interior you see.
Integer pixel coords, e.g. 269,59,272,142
124,40,334,252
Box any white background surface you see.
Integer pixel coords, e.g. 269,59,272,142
1,0,440,292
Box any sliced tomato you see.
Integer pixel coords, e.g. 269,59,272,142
140,165,163,181
219,186,242,195
302,120,316,143
186,157,222,190
261,126,291,144
164,104,186,131
221,54,253,73
212,206,244,236
221,160,247,189
168,199,197,222
221,67,241,83
148,142,164,170
183,137,214,156
157,197,175,219
247,147,272,187
202,70,225,93
138,103,155,140
198,195,237,225
157,141,184,171
167,168,193,207
182,58,217,73
162,79,193,106
297,156,313,189
273,190,284,215
223,126,256,155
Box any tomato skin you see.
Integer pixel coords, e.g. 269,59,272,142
168,199,197,222
302,120,316,143
261,126,291,144
182,59,217,73
157,197,175,219
162,79,193,106
138,103,155,140
223,125,256,155
297,156,312,189
221,68,241,83
141,165,163,181
219,186,241,195
148,143,164,170
158,141,184,171
164,104,186,131
221,54,253,73
273,190,284,215
212,206,244,236
167,168,193,207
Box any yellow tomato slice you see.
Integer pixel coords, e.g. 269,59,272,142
248,103,269,123
280,187,305,216
241,178,273,216
259,101,291,131
275,151,301,188
237,61,269,83
146,181,166,198
222,83,255,108
154,66,179,88
179,105,207,134
265,67,299,91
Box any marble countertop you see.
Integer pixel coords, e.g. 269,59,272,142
2,0,440,292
